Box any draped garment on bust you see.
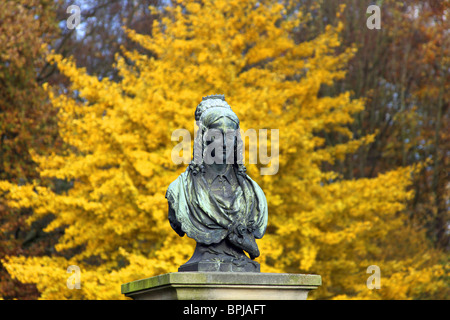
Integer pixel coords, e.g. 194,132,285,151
166,165,268,245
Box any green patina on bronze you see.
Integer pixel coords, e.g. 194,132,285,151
165,95,268,272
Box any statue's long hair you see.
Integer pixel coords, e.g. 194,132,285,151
189,104,247,177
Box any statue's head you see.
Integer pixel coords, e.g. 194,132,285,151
191,95,245,175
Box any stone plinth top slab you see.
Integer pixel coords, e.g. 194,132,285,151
121,272,322,300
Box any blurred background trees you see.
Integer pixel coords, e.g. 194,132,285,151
0,0,62,299
296,0,449,252
0,0,448,299
0,0,159,299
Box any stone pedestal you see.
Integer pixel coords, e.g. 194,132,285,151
121,272,321,300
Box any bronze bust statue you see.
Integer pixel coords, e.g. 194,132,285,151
166,95,268,272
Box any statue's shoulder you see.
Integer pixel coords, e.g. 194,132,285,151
165,166,191,200
244,174,266,197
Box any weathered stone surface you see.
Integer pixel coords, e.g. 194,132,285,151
121,272,322,300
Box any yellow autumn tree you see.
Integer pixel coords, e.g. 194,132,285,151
1,0,447,299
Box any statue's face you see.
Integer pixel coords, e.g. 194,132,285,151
204,116,238,165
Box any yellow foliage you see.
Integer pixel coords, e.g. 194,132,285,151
1,0,447,299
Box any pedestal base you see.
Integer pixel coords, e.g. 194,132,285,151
178,260,260,272
121,272,321,300
177,241,260,273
